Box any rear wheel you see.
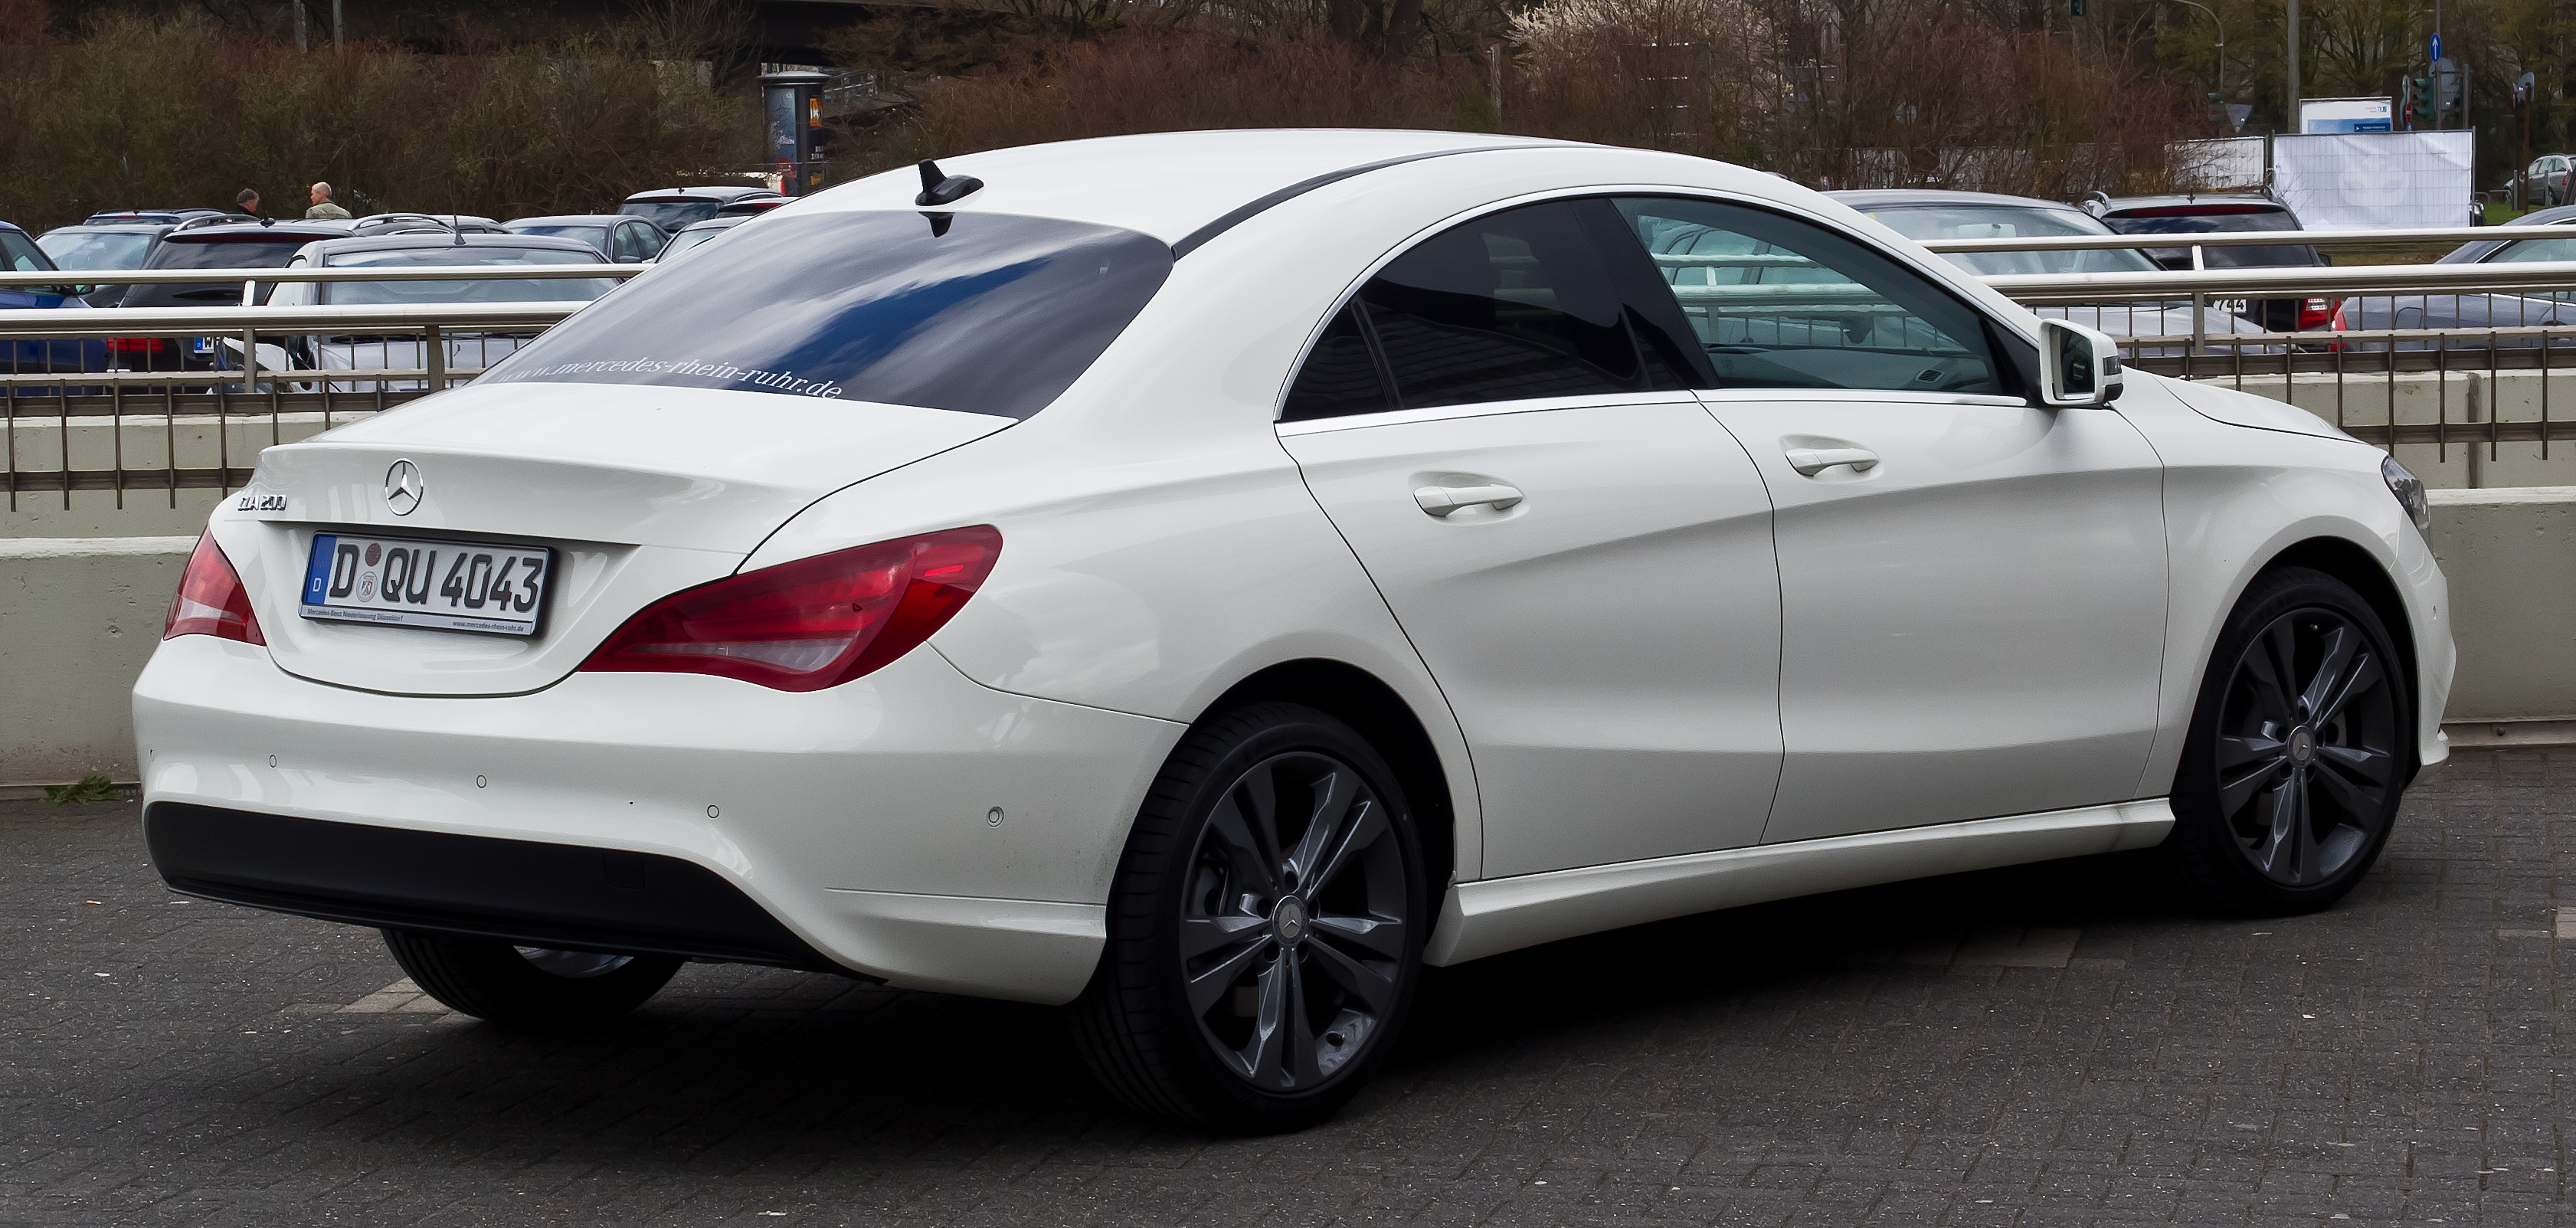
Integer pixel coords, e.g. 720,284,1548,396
2165,567,2409,915
1068,702,1426,1134
381,930,682,1027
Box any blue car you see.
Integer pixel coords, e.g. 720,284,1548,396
0,221,106,394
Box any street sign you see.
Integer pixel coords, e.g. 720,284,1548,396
2431,34,2442,62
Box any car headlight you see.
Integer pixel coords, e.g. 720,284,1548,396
2382,455,2430,532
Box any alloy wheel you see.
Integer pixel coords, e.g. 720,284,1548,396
2211,606,2401,886
1180,752,1410,1092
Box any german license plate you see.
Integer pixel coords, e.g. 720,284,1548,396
301,532,551,636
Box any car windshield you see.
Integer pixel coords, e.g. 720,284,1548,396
39,230,153,270
149,236,314,269
2102,208,2317,267
483,210,1173,418
321,247,619,304
618,200,721,231
2488,234,2576,264
512,224,610,249
1864,205,2157,275
656,228,725,260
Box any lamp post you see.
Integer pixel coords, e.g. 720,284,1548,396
2286,0,2300,130
2161,0,2225,128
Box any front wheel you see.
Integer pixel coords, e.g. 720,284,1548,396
2164,567,2410,915
382,930,682,1028
1068,702,1426,1134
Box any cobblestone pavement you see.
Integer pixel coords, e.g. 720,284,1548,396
4,749,2571,1226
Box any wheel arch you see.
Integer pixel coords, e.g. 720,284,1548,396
2253,534,2424,780
1195,659,1460,901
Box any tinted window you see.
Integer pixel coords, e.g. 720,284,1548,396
1282,306,1390,419
0,231,49,272
1352,200,1686,411
1863,205,2158,276
619,199,721,231
515,224,611,255
482,211,1172,418
320,247,617,305
38,230,154,270
2100,210,2313,267
147,237,312,269
1617,196,2006,395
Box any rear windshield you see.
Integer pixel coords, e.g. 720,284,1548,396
1864,205,2157,275
40,230,154,270
483,210,1173,418
2103,210,2315,266
148,236,313,269
619,199,721,231
322,247,618,305
512,224,609,245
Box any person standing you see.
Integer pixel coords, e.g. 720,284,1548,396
234,188,261,218
304,182,352,221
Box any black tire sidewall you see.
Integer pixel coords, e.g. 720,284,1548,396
383,930,682,1028
1082,702,1427,1133
2168,567,2411,915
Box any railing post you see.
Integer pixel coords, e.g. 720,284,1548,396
424,324,444,392
2191,292,2207,358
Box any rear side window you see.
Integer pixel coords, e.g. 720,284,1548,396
483,211,1172,418
1281,199,1698,419
2,231,51,272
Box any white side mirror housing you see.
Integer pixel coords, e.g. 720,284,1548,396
2038,319,2124,408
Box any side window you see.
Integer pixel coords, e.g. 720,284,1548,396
613,224,643,260
1614,196,2009,396
1279,199,1696,420
1,232,50,273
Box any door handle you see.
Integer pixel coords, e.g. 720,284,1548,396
1784,447,1880,476
1413,483,1524,517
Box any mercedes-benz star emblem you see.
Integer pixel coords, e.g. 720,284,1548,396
384,460,424,516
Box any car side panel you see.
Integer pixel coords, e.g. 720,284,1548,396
2116,373,2453,795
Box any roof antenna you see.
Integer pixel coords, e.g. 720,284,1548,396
916,159,984,208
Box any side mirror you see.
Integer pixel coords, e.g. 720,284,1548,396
2038,319,2123,408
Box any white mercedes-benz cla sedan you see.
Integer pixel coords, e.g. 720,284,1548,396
135,130,2453,1133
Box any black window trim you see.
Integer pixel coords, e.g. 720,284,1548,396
1273,188,2044,424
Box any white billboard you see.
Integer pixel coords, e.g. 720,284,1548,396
2299,97,2394,134
2271,130,2474,229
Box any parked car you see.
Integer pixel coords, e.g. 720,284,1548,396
650,213,748,263
1832,189,2274,352
78,208,227,227
616,185,784,233
503,214,664,262
106,218,355,372
2087,195,2331,333
140,130,2450,1135
2509,156,2574,209
38,218,180,306
0,220,105,391
2329,203,2576,349
241,232,620,390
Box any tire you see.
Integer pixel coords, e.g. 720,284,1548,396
2163,567,2411,915
1067,702,1427,1134
381,930,682,1028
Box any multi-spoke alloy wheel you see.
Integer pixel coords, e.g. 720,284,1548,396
1070,702,1425,1133
2168,567,2411,915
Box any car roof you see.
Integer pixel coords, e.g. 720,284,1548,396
0,220,25,236
792,130,1579,247
44,222,171,234
2095,194,2291,213
296,232,607,261
624,185,781,203
1828,188,2087,212
163,220,356,241
506,215,628,227
2437,203,2576,263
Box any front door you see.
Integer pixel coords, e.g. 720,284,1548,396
1609,194,2168,843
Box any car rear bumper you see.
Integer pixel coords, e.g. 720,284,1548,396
133,635,1182,1004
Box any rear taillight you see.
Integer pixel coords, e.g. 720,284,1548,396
106,337,166,354
580,526,1002,692
2297,297,2332,331
164,532,265,645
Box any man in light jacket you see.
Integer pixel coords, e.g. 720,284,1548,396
305,182,352,221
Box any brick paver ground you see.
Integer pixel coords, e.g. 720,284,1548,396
4,748,2571,1226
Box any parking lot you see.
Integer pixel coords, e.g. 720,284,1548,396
4,747,2568,1226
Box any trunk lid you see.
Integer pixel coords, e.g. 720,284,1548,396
225,381,1010,696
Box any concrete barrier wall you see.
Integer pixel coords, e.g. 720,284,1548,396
1,535,191,785
7,493,2576,785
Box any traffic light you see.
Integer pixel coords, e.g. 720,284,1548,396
2414,74,2439,122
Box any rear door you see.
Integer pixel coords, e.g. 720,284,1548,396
1277,198,1783,878
1612,195,2168,843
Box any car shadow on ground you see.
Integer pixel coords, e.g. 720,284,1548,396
236,845,2219,1163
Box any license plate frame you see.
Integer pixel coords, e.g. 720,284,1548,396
299,532,554,637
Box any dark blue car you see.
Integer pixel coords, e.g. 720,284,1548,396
0,221,107,394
